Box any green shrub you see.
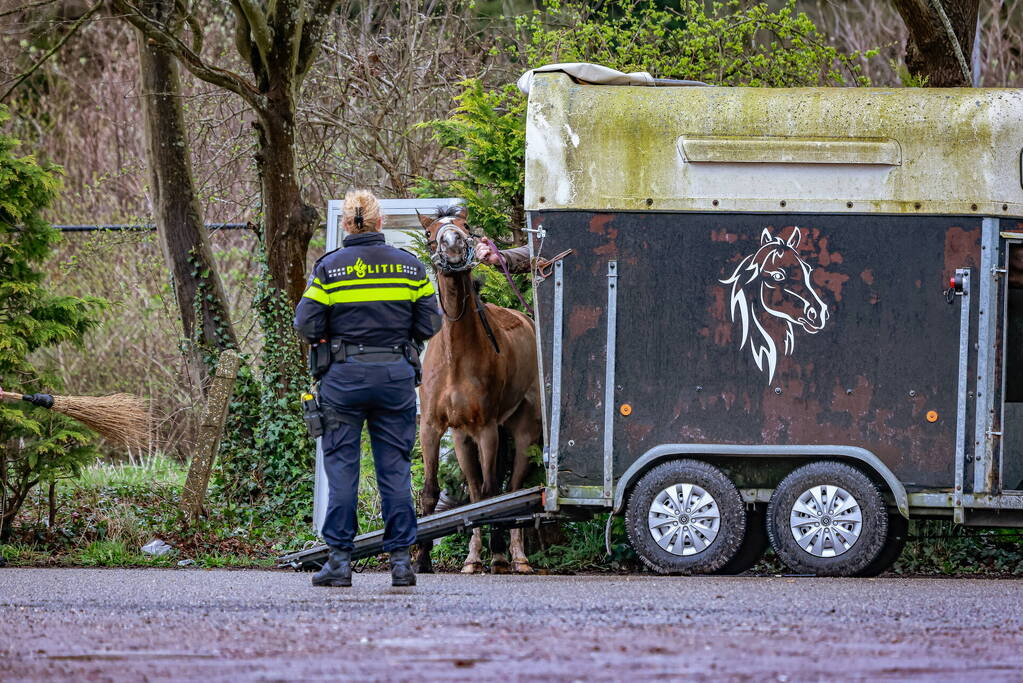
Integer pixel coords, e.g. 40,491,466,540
0,106,106,541
418,0,875,258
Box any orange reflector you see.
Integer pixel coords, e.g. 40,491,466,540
926,410,939,423
620,404,633,416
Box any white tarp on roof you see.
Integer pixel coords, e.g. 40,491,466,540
516,63,654,95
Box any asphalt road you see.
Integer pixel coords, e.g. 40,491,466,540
2,569,1022,681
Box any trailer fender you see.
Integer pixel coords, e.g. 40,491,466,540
611,444,909,519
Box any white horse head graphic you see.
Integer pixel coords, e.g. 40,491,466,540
719,227,829,383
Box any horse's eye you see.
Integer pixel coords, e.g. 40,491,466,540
770,270,785,281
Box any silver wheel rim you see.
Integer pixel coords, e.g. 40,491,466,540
647,483,721,556
789,485,863,557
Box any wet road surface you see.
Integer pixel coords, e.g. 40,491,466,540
2,568,1022,681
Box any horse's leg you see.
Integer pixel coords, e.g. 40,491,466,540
453,430,485,574
507,399,542,574
475,422,510,573
414,420,442,574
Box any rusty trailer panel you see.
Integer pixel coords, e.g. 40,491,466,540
531,210,1023,518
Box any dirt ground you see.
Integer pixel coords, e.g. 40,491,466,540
2,568,1022,681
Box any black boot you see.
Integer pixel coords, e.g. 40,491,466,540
312,548,352,587
390,547,416,587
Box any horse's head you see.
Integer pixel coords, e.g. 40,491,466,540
418,205,479,273
752,227,828,334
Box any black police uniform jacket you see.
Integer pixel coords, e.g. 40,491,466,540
294,231,440,347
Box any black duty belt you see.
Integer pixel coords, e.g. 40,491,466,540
334,342,405,363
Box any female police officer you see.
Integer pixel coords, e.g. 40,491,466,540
294,189,440,587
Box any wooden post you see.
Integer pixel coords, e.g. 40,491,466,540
181,350,241,521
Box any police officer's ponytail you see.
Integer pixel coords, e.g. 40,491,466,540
343,189,382,234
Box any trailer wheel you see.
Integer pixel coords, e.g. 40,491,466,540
714,504,768,575
625,459,745,574
767,461,888,577
855,512,909,577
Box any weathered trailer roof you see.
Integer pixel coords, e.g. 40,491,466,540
524,72,1023,217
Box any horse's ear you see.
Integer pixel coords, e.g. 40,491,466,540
453,205,468,220
760,228,773,245
416,210,433,231
786,226,802,249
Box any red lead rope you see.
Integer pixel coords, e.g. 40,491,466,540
482,237,535,317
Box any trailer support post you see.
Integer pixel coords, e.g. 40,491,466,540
973,218,1001,494
546,259,565,511
603,261,619,500
954,268,972,524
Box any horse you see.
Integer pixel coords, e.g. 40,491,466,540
416,206,542,574
720,227,829,383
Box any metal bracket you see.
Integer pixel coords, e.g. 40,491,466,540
603,261,619,500
523,226,547,239
953,267,971,524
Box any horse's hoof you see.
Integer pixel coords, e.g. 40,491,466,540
512,562,534,574
461,562,484,574
491,561,512,575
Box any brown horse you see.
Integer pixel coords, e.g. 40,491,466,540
416,207,542,574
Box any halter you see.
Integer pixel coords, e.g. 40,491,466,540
427,217,480,273
423,215,501,354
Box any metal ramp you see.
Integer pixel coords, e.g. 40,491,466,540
278,486,545,570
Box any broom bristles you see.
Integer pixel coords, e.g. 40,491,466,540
51,393,152,450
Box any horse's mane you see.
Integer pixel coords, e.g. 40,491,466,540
435,205,466,219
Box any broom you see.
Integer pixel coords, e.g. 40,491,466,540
0,387,152,450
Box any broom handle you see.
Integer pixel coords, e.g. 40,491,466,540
0,388,54,407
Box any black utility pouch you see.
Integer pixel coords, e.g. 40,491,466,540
308,341,332,379
404,341,424,386
302,391,325,438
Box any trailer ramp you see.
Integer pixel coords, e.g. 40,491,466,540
278,486,545,570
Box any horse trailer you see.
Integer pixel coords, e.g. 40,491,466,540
282,67,1023,577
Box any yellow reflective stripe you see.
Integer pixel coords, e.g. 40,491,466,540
413,280,436,301
327,287,419,304
301,286,330,305
320,277,426,291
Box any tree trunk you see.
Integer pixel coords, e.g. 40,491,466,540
253,93,319,308
892,0,979,86
135,6,238,372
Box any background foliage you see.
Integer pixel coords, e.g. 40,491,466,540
0,107,105,540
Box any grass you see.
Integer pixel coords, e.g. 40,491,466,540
73,454,186,490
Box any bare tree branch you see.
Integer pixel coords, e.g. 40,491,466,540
174,0,204,54
0,0,60,20
295,0,341,80
928,0,972,83
112,0,264,110
0,0,101,103
233,0,273,71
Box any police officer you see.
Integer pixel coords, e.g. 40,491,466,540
294,189,440,588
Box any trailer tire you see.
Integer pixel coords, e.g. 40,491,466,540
767,461,888,577
714,504,768,575
625,459,745,574
855,511,909,577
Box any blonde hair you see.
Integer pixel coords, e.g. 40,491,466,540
342,189,383,233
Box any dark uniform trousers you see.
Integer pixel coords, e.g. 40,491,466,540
320,358,418,552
